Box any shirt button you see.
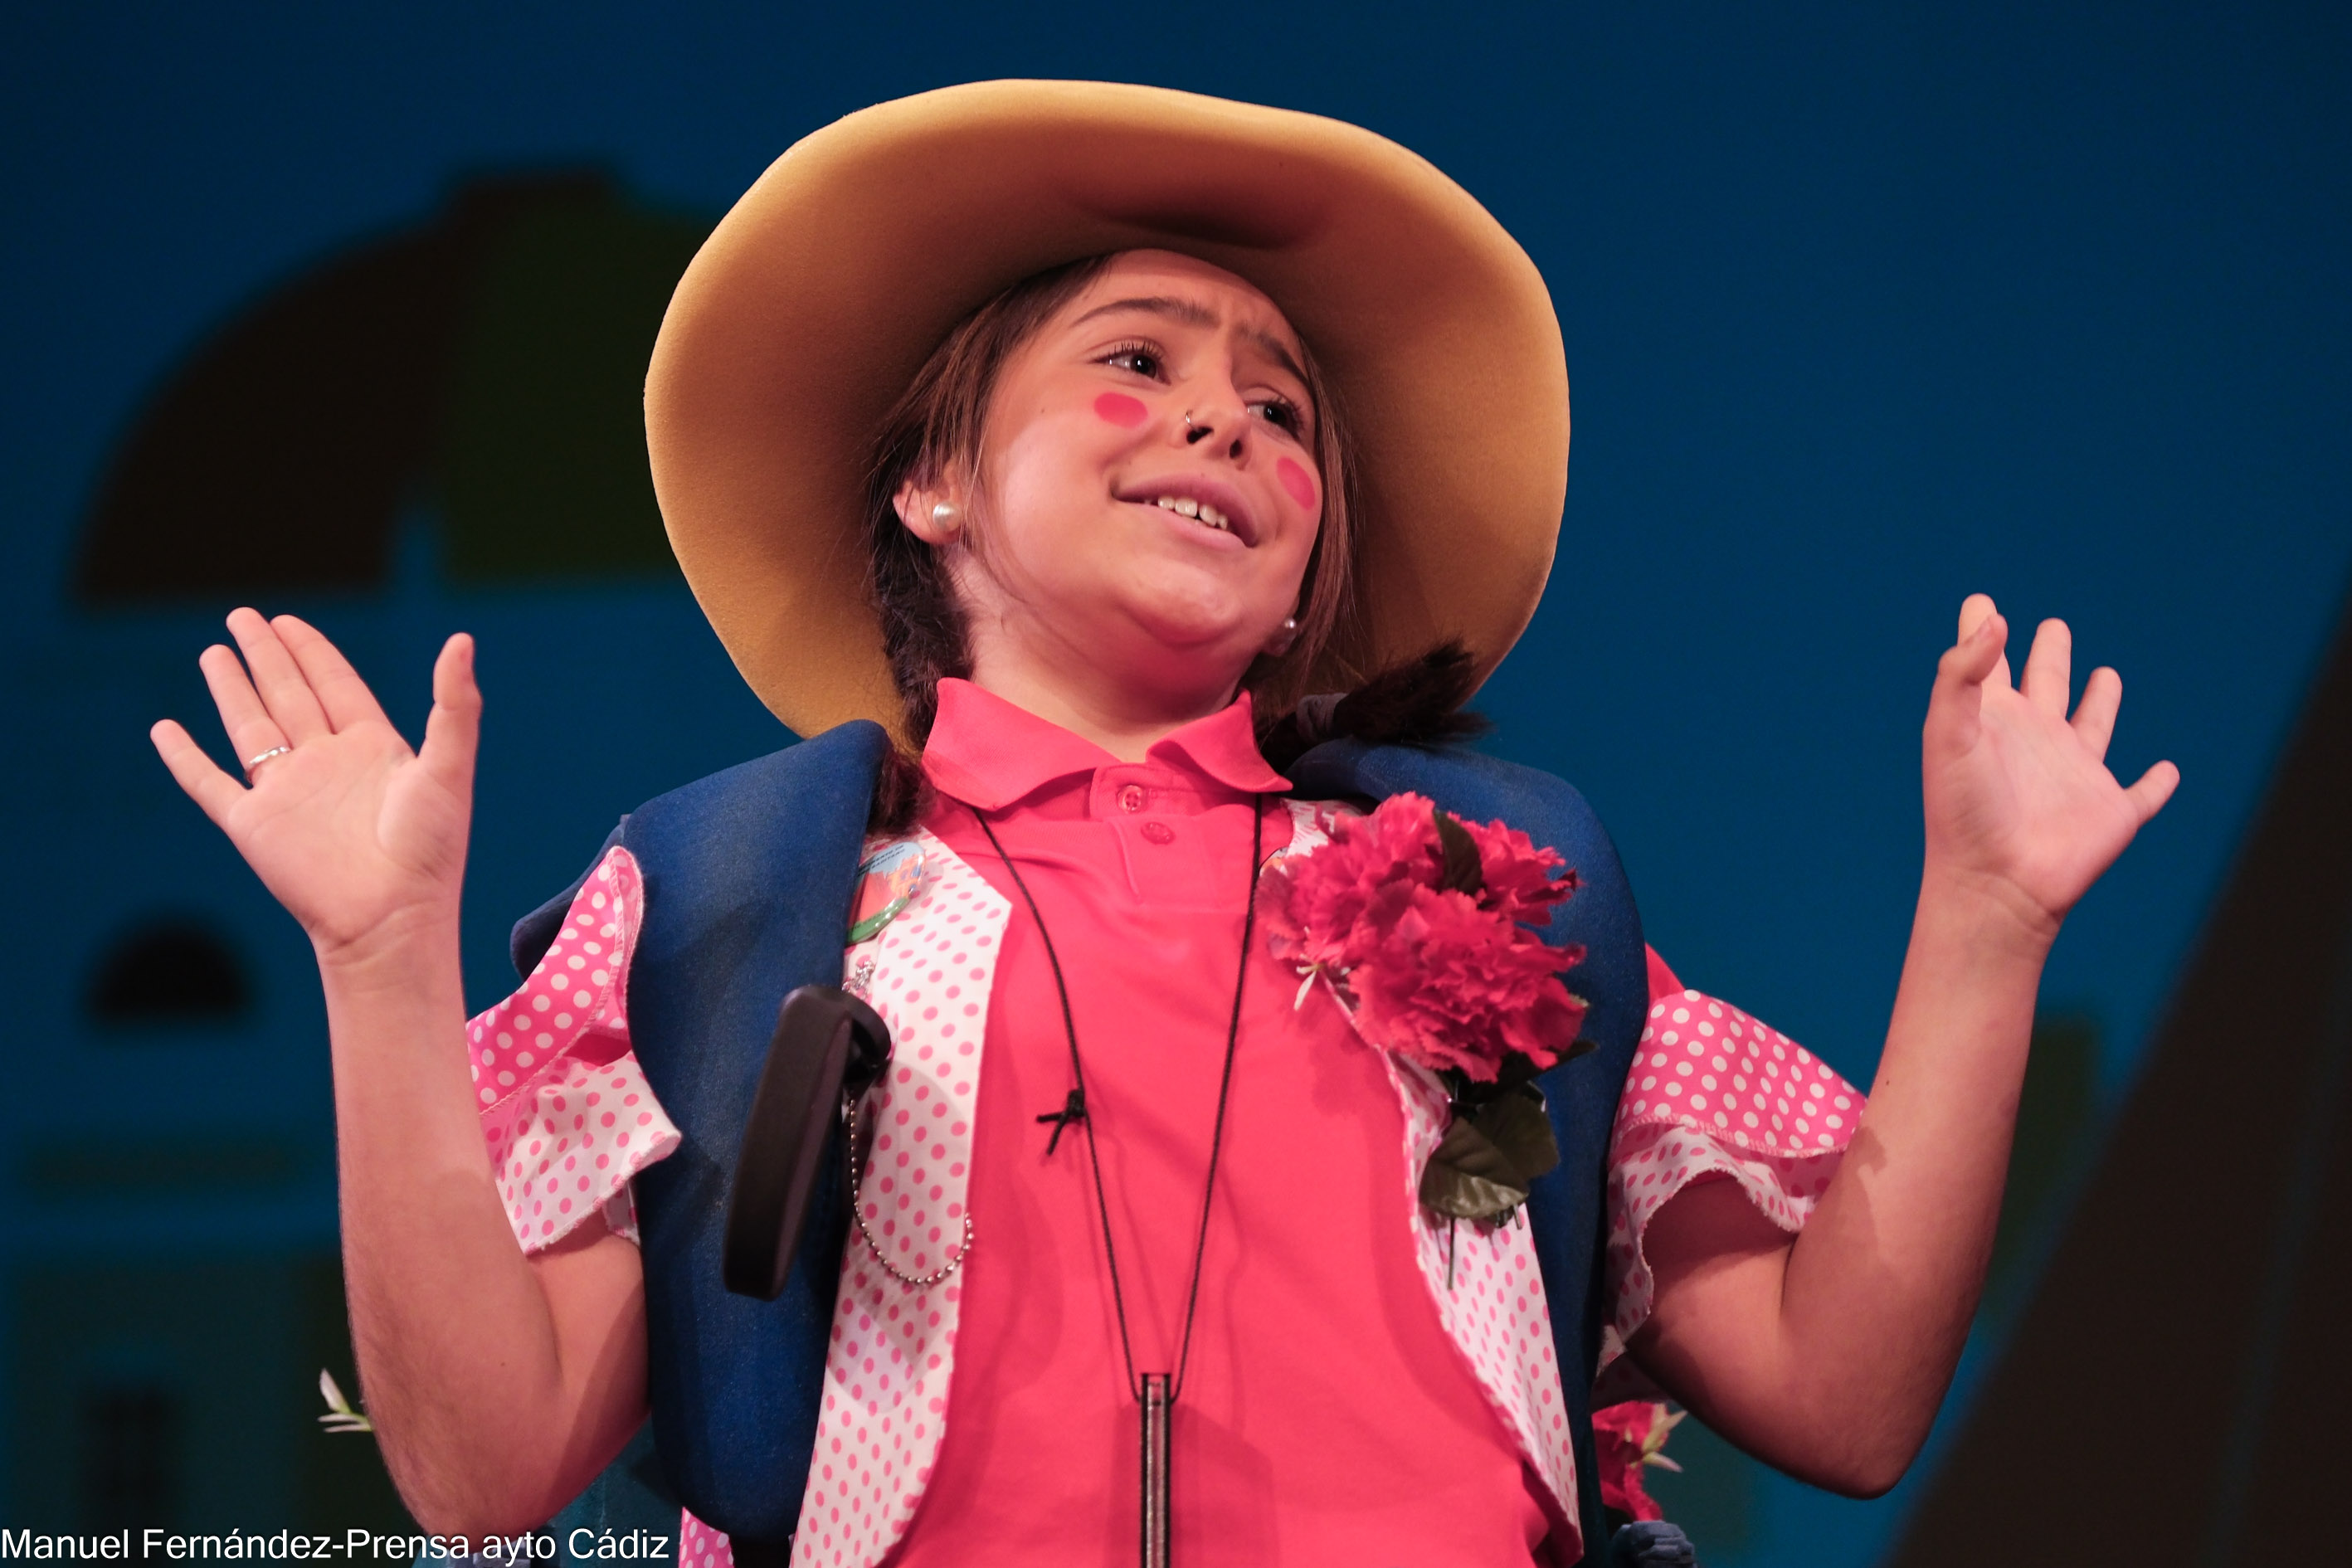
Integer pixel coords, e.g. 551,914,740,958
1140,821,1176,845
1118,785,1146,813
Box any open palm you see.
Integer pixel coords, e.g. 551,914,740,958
1921,594,2178,937
150,609,481,959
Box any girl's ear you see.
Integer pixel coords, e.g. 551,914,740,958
894,479,965,545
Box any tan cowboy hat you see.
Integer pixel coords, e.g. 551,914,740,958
646,79,1567,742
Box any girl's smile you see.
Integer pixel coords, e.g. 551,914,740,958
1113,474,1259,546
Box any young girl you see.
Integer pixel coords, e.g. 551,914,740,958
149,83,2175,1566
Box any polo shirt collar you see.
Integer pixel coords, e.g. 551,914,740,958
921,677,1291,811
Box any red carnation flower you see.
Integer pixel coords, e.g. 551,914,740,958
1593,1400,1685,1522
1260,793,1587,1081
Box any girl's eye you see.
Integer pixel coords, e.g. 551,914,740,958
1249,397,1304,436
1101,343,1163,379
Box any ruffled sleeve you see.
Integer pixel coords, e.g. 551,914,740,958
1600,951,1866,1370
470,845,681,1254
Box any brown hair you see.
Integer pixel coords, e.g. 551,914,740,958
860,253,1361,827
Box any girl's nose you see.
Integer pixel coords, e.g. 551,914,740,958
1179,390,1250,459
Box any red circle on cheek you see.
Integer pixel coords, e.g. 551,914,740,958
1093,392,1149,428
1276,457,1319,511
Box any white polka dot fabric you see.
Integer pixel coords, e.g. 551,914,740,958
1602,991,1864,1359
676,1515,728,1568
473,848,679,1252
1280,805,1585,1553
784,830,1010,1568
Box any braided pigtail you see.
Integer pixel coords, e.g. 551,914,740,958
1257,640,1493,774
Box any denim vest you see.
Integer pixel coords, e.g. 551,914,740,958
512,720,1646,1557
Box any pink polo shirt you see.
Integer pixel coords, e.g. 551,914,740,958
893,679,1556,1564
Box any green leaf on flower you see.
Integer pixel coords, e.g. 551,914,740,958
1472,1087,1561,1186
1433,808,1484,897
1419,1113,1531,1220
1419,1086,1563,1220
1493,1051,1544,1093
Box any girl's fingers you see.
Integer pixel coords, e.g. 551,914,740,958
1926,608,2006,753
198,642,292,770
2019,619,2072,719
225,607,331,743
2072,666,2122,760
1937,608,2007,688
2125,759,2181,823
1955,594,2013,690
418,634,482,793
274,614,389,733
150,718,247,826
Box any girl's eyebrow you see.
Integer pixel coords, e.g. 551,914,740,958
1072,295,1216,331
1069,295,1311,388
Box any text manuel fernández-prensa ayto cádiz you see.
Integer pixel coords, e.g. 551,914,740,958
0,1531,678,1561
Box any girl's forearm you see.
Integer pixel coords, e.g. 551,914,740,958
1637,867,2049,1494
1641,606,2169,1490
1788,869,2047,1473
322,921,645,1530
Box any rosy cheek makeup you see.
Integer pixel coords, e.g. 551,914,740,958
1276,457,1319,511
1093,392,1149,428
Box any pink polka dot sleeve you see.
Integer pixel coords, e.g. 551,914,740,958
470,845,681,1254
1602,974,1866,1354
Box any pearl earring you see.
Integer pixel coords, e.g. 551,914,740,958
931,501,963,533
1267,615,1301,655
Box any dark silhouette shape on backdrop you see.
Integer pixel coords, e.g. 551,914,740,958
75,172,706,601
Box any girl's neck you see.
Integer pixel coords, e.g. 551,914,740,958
962,654,1243,763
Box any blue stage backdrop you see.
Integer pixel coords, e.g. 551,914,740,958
2,3,2346,1559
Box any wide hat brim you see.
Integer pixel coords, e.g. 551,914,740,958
647,80,1567,743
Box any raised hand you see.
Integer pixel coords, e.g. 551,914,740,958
1635,606,2179,1493
1921,593,2179,942
149,609,481,962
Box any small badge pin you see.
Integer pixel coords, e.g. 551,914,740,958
848,841,928,943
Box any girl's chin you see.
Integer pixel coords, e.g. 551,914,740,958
1112,592,1269,655
1024,601,1259,682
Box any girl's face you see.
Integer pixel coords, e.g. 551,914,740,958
899,250,1325,723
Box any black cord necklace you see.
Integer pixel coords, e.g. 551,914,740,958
973,796,1265,1568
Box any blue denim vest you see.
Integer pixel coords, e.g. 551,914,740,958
512,720,1646,1557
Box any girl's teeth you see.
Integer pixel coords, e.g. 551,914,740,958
1153,495,1230,532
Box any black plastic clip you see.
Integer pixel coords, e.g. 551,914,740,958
723,985,892,1300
